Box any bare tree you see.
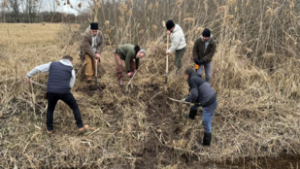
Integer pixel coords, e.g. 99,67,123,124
8,0,19,21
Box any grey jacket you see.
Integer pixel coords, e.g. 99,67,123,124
185,72,216,107
27,59,75,88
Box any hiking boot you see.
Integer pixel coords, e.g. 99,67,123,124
87,76,92,82
202,133,212,147
189,107,198,119
79,125,89,132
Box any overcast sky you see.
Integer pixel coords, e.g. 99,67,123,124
46,0,90,16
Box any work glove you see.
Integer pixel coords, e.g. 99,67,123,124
185,95,191,102
194,59,204,65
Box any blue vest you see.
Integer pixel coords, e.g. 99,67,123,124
47,62,73,94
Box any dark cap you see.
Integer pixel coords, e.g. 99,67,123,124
90,22,98,30
202,28,211,37
166,20,175,30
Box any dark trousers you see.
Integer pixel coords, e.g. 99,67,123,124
47,93,83,131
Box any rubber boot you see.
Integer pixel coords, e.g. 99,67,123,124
202,133,212,146
189,107,197,119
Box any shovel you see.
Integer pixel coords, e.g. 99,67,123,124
95,59,98,86
126,70,138,92
165,35,170,84
89,59,99,90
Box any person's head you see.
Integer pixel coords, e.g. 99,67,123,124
90,22,99,35
202,28,211,42
166,20,175,32
184,68,194,80
137,49,146,59
63,55,73,64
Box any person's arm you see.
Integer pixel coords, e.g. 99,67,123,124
27,63,51,78
96,31,105,55
135,58,140,70
69,69,76,88
185,80,199,103
125,52,133,73
81,35,96,58
201,42,216,63
192,39,199,60
167,33,181,54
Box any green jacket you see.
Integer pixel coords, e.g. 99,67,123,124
116,44,139,72
193,36,216,63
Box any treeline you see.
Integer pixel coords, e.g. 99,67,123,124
0,11,84,23
0,0,90,23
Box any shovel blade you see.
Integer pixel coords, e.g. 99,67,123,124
165,74,168,84
95,77,98,85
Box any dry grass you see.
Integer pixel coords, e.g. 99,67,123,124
1,0,300,168
0,23,62,45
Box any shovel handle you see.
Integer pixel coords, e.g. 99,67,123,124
166,35,169,74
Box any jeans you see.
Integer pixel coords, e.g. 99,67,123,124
47,93,83,131
192,100,217,133
175,47,186,72
197,62,212,83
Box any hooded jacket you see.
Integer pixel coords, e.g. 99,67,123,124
168,24,187,54
115,44,140,72
27,59,76,93
193,35,216,63
185,72,216,107
80,27,105,59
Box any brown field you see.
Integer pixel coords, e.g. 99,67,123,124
1,0,300,168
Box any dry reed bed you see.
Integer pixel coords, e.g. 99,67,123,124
1,0,300,168
0,36,300,168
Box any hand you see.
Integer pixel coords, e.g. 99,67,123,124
25,76,30,83
194,59,204,65
167,31,171,35
95,53,100,59
166,51,169,56
127,72,132,77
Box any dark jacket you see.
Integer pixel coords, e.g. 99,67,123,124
47,62,73,94
116,44,140,72
26,59,76,94
185,72,216,107
192,36,216,63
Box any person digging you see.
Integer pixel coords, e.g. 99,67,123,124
25,55,89,134
165,20,187,73
80,22,105,82
114,44,146,85
184,68,218,146
193,28,216,83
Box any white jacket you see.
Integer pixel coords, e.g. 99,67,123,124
168,24,187,54
26,59,76,88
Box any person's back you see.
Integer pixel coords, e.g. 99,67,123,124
47,61,73,94
188,72,216,107
116,44,136,60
